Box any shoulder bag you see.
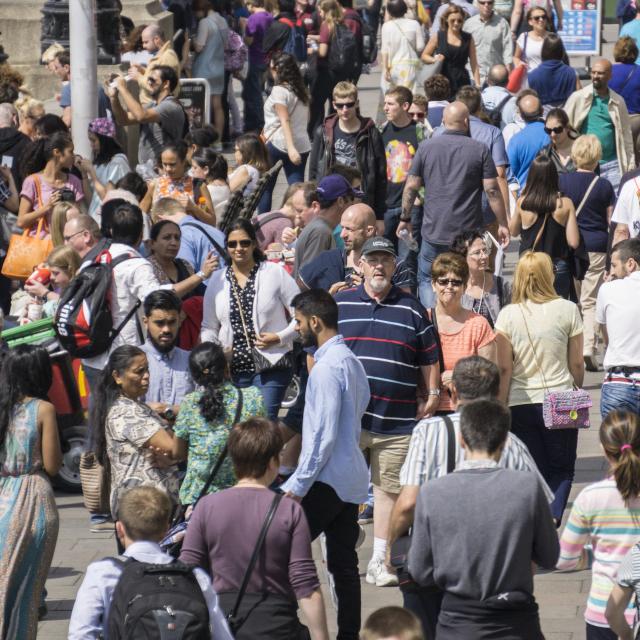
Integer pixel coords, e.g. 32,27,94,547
518,304,592,429
79,451,111,514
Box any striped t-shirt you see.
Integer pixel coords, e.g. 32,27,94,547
335,284,439,435
557,478,640,627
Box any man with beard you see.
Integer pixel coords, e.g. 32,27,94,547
107,65,186,165
334,237,440,588
141,290,194,422
281,288,370,640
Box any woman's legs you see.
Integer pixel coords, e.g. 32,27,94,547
211,95,225,142
254,368,295,420
264,143,309,211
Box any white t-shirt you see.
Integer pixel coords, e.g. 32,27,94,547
380,18,425,59
596,272,640,368
263,85,312,155
611,177,640,238
516,32,544,71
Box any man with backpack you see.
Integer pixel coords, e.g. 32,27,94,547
481,64,516,129
263,0,308,62
68,485,234,640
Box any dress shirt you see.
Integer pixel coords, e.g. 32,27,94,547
464,13,512,83
281,334,370,504
140,340,195,406
177,215,226,279
68,540,234,640
399,411,554,502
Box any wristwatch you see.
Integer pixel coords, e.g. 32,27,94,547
162,408,176,422
196,270,206,280
399,214,412,223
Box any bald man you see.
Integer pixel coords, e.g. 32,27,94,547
506,93,550,188
398,101,509,307
564,58,635,191
481,64,517,128
129,24,181,105
299,203,414,293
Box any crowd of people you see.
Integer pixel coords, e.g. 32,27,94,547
0,0,640,638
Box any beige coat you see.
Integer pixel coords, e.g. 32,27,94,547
138,41,181,105
563,85,635,176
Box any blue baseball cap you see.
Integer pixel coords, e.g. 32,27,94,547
317,174,364,202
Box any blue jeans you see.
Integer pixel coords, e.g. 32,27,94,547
242,62,266,133
599,159,621,192
553,259,576,302
262,143,310,212
601,380,640,419
417,240,450,308
510,403,578,522
233,367,294,420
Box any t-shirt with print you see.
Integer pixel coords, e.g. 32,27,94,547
139,96,186,165
246,10,273,66
382,121,419,209
333,126,358,167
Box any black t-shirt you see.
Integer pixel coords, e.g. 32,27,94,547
333,126,358,168
381,121,419,209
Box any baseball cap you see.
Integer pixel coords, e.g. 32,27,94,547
317,174,365,202
361,237,397,258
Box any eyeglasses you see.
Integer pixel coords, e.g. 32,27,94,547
468,248,489,258
147,77,159,86
436,277,463,287
544,125,564,134
63,230,85,242
362,255,395,266
227,239,252,248
411,112,425,119
531,14,547,21
334,101,356,110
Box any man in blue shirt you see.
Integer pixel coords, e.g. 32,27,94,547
282,288,370,640
335,237,440,589
141,290,194,421
506,93,550,190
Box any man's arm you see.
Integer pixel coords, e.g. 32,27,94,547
483,177,510,246
496,166,510,221
396,175,423,238
406,488,436,587
113,77,160,125
68,563,113,640
387,485,419,549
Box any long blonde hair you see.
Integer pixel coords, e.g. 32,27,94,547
319,0,343,33
511,251,560,305
51,202,79,248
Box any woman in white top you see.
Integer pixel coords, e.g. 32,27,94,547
191,148,231,222
201,218,300,419
512,7,552,71
262,52,312,211
381,0,425,94
229,133,270,198
495,250,584,524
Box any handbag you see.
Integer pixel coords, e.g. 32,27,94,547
229,271,293,373
2,177,53,280
79,451,110,514
518,304,592,429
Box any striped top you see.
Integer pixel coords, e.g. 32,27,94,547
335,284,439,435
616,543,640,612
557,478,640,627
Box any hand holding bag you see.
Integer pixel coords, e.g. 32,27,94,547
79,451,110,514
518,304,592,429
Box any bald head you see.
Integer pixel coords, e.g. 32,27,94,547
443,102,470,132
342,203,376,229
519,94,542,122
340,204,376,253
142,24,164,53
488,64,509,87
591,58,612,95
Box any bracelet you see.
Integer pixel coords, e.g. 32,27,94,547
427,389,441,396
399,215,412,223
196,270,206,280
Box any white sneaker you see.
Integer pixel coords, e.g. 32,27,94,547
366,558,399,587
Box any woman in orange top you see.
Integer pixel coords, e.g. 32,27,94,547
430,252,496,413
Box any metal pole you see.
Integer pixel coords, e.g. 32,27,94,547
69,0,98,158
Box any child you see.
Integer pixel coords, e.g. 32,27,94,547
228,133,270,201
361,607,424,640
191,148,232,222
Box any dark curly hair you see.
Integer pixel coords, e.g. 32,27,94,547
450,230,485,258
189,342,230,424
271,52,310,105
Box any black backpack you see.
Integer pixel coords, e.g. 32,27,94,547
54,251,142,358
328,23,361,79
107,557,210,640
486,94,512,128
357,11,377,64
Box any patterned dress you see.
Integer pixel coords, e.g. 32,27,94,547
152,175,196,205
0,399,59,640
227,265,259,377
174,383,266,505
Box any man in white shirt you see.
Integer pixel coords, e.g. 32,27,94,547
596,238,640,417
68,486,233,640
611,174,640,245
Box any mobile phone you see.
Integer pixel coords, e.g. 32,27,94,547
1,155,13,169
59,188,75,202
119,60,131,72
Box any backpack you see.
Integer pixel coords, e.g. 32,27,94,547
54,251,142,358
358,13,377,64
328,23,360,79
224,30,248,72
485,94,512,128
279,17,308,63
107,557,210,640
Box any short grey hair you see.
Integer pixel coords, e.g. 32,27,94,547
0,103,17,128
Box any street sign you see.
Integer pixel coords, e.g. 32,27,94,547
557,0,601,56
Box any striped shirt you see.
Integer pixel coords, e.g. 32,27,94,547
335,284,439,435
616,543,640,618
557,478,640,627
399,412,554,503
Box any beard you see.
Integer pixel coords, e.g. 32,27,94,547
299,329,318,349
368,276,390,293
149,333,176,354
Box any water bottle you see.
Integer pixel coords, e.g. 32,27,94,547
398,228,418,252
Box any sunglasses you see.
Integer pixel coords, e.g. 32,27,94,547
334,101,356,110
227,239,252,248
147,77,160,86
411,112,425,119
544,126,564,134
532,14,547,20
436,278,463,287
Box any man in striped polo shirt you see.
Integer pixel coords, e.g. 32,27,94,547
335,236,440,588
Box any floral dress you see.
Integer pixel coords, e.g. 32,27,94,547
174,383,266,505
227,265,259,377
153,175,196,205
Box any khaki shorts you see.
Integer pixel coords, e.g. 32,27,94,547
360,431,411,494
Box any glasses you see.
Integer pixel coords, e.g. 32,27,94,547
544,125,564,134
436,277,463,287
362,255,395,266
63,230,85,242
334,101,356,110
478,1,494,5
411,112,425,119
147,77,159,86
468,248,489,258
532,14,547,21
227,239,252,248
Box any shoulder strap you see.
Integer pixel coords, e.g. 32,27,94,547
393,21,418,56
33,174,44,210
253,211,289,231
442,414,456,474
574,176,599,218
497,93,512,111
279,16,295,28
428,308,446,374
228,492,284,626
517,303,550,392
619,65,637,93
532,214,549,252
107,253,145,343
183,221,229,263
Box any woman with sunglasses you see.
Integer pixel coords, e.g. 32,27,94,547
512,7,552,72
539,108,578,174
429,252,496,414
450,230,511,329
511,0,562,39
421,4,480,99
201,218,300,419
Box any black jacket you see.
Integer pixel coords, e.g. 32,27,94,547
309,115,387,219
0,127,30,188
